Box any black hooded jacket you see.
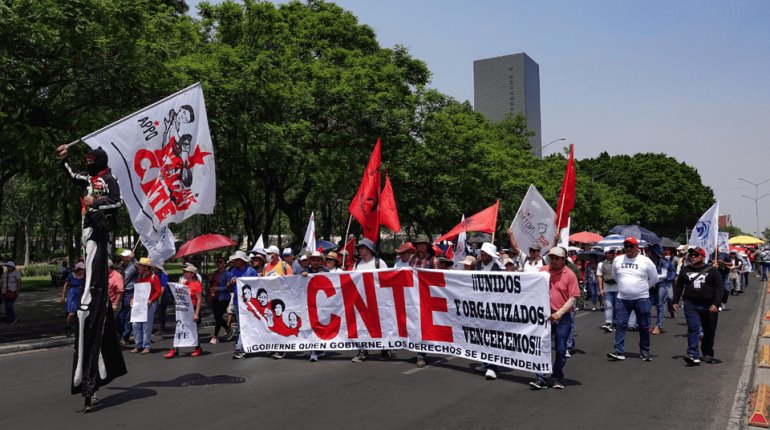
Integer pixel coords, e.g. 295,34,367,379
62,147,122,231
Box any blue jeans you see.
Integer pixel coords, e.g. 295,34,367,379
683,300,718,359
588,281,599,306
133,302,157,349
115,289,133,341
4,297,16,322
567,308,577,350
762,262,770,281
613,298,651,355
652,283,672,328
603,291,618,325
537,312,572,381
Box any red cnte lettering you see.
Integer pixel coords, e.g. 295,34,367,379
340,273,382,338
307,275,340,340
378,270,414,337
418,271,452,342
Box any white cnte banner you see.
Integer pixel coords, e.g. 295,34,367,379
237,269,552,372
81,83,215,263
130,282,151,323
171,283,198,347
510,184,557,253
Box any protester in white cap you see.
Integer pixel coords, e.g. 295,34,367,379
61,261,86,337
228,250,259,359
529,246,581,390
351,238,390,364
472,242,505,380
131,257,162,354
263,246,293,277
462,255,477,270
282,247,302,274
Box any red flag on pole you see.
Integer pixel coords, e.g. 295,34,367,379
379,172,400,233
555,144,576,231
434,200,499,243
348,139,381,242
343,237,356,270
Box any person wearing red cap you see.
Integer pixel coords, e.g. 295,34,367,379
393,243,416,268
607,237,659,362
672,246,723,365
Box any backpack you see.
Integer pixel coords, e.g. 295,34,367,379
601,260,615,282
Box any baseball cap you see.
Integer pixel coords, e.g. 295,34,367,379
623,237,639,246
548,247,567,258
688,247,706,257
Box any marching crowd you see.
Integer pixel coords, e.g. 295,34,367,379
2,233,767,390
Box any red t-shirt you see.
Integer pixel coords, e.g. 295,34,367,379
187,280,202,308
138,273,162,304
541,265,580,313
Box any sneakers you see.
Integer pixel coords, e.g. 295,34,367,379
529,378,549,390
226,327,235,342
232,351,245,359
485,369,497,380
351,351,368,363
601,323,614,333
209,337,219,344
310,351,319,362
191,347,202,357
640,352,652,362
163,349,177,359
8,319,18,326
607,352,626,361
552,379,565,389
379,350,394,361
703,356,717,364
684,355,701,366
651,326,662,335
565,349,572,358
272,352,286,359
416,357,427,368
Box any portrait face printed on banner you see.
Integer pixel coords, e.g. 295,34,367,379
243,286,252,302
257,289,268,307
288,312,299,328
272,300,285,317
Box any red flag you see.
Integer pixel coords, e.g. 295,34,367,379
445,245,454,260
342,237,356,270
432,243,444,256
349,139,381,242
379,172,400,233
434,200,499,243
555,144,576,231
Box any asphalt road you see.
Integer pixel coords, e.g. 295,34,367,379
0,277,762,430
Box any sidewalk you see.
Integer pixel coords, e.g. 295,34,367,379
0,288,217,355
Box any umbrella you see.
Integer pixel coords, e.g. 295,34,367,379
175,234,237,259
569,231,604,243
609,225,661,245
596,234,648,249
466,232,493,244
316,239,338,252
660,237,681,248
566,246,582,253
577,249,606,262
728,235,765,245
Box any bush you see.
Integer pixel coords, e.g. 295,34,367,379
19,264,59,277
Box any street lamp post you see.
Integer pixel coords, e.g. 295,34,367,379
739,177,770,239
541,138,566,156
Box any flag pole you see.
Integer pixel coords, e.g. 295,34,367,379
341,214,353,268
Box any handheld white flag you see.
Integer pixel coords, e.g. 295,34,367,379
303,212,316,253
452,215,467,270
717,232,730,253
81,83,215,263
688,202,719,257
510,185,557,253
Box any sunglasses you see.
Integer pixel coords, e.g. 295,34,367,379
688,252,703,257
623,244,636,249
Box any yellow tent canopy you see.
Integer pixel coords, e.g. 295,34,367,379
728,235,765,245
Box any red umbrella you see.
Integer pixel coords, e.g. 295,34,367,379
175,234,237,259
569,231,603,243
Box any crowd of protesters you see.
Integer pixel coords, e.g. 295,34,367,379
1,231,766,390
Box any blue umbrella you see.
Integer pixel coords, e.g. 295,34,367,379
596,234,648,249
316,240,338,252
609,225,661,245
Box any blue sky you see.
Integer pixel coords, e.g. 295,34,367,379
190,0,770,236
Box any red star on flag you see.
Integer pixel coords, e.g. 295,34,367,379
154,121,159,126
188,145,212,168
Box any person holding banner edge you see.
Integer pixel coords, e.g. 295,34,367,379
164,264,203,359
529,246,580,390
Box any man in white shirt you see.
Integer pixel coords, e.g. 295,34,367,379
351,238,389,363
597,247,620,332
607,237,659,362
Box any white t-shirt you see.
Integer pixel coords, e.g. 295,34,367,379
355,257,389,271
597,261,618,293
612,254,658,300
522,258,544,273
393,259,411,268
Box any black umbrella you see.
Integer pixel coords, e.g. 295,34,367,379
466,232,493,244
577,249,606,262
660,237,681,248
